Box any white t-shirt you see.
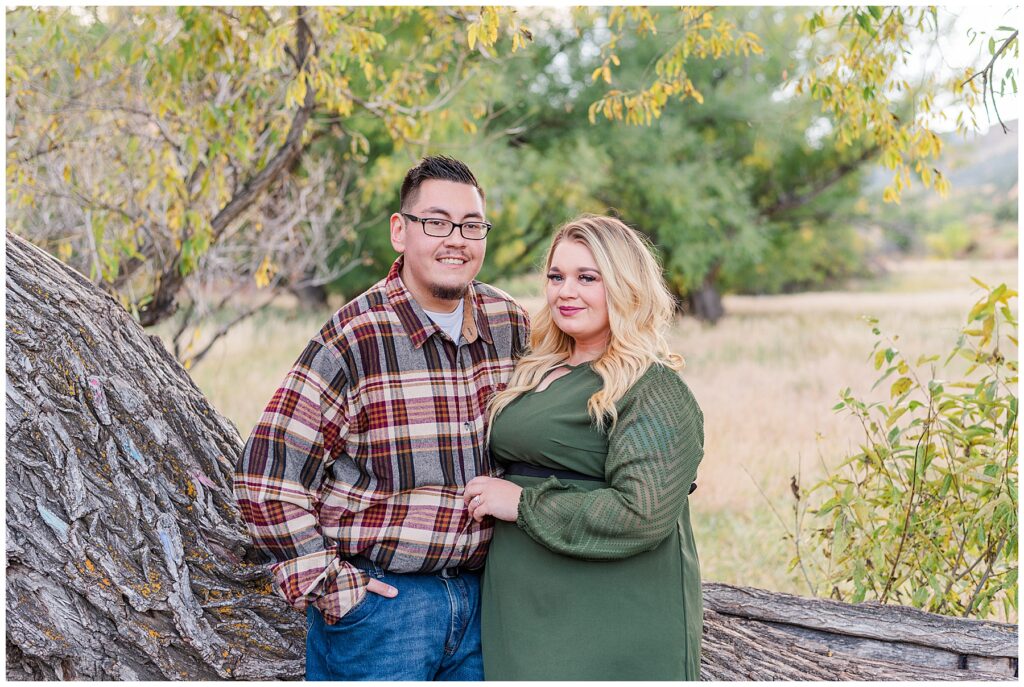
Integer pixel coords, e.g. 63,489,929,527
423,298,465,344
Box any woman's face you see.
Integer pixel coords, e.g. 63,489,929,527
545,240,610,348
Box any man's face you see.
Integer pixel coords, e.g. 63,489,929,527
390,179,487,312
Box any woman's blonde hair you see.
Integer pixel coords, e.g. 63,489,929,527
488,214,683,432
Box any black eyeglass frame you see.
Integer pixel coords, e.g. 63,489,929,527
401,213,492,240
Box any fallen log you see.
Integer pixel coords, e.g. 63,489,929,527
702,584,1017,680
5,231,1018,680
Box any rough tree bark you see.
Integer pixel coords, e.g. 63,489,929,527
6,232,304,680
5,231,1017,680
702,585,1017,679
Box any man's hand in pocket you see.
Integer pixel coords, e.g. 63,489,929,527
367,578,398,598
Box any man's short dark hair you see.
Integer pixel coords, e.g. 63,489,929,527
400,156,484,211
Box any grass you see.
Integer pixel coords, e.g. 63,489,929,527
168,258,1018,608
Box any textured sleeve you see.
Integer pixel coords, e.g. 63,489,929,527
233,339,368,624
516,365,704,560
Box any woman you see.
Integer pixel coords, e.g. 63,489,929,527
463,215,705,680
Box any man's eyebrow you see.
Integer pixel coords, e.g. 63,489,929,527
420,207,452,218
420,207,484,220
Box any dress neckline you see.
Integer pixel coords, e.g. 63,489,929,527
533,361,591,394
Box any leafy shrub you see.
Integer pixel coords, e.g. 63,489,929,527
923,222,975,259
794,280,1018,619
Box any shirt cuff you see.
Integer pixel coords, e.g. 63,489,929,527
272,551,369,624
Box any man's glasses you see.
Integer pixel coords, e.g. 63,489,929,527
402,213,492,240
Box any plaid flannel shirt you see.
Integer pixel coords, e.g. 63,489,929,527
234,257,529,623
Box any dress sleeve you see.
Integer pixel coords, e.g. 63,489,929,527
515,365,704,560
233,338,368,624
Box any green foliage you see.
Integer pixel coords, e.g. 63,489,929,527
6,6,528,324
7,6,1014,332
923,222,975,260
586,7,763,125
796,282,1018,619
796,7,956,204
455,7,873,304
720,220,868,295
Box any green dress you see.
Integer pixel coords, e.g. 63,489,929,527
482,362,705,681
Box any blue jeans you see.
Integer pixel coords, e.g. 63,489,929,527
305,559,483,681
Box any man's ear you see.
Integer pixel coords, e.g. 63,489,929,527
389,213,406,253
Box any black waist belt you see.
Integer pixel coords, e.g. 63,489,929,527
503,461,697,494
504,461,603,482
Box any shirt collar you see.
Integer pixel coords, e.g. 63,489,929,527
384,256,494,349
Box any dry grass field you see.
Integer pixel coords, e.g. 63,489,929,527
172,258,1018,599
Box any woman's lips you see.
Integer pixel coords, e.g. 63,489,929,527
558,306,584,316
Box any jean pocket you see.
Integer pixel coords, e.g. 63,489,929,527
329,586,380,627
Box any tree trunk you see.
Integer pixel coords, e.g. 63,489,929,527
5,231,1017,680
6,232,304,680
289,282,329,309
684,264,725,324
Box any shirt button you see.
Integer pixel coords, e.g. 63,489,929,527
463,422,472,431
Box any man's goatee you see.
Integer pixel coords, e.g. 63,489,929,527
431,283,468,302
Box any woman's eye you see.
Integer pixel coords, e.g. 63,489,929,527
546,273,562,282
580,274,596,283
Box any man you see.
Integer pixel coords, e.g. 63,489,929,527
234,156,530,680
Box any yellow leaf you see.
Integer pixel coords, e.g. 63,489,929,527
254,255,275,288
920,167,932,188
980,315,994,346
7,64,29,82
890,377,913,399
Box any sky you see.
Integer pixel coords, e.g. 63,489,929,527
921,5,1019,133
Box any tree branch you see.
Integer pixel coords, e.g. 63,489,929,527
137,7,317,327
186,291,282,368
961,30,1018,134
764,145,880,219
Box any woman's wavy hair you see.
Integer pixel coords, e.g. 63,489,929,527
488,214,684,433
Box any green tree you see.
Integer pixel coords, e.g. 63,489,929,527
8,6,1015,335
597,6,1018,205
6,6,530,333
434,7,872,321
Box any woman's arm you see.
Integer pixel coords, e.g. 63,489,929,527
514,365,704,560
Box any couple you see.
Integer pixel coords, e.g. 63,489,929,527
233,156,705,681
